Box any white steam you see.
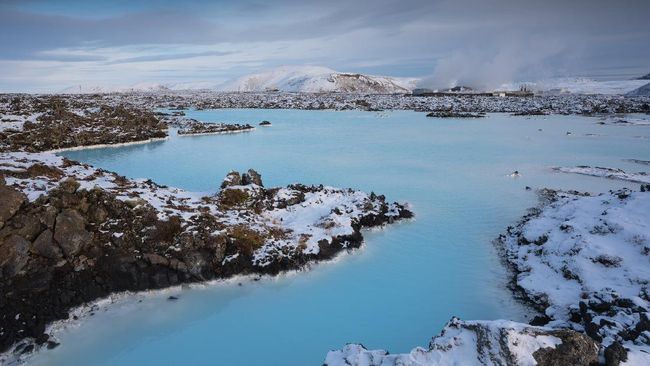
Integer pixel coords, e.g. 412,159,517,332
418,35,570,91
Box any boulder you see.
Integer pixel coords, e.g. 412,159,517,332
87,204,108,224
31,229,63,260
40,205,59,229
220,171,242,188
0,234,30,277
143,253,169,266
533,329,599,366
604,341,628,366
0,186,26,224
58,177,80,194
53,209,92,257
183,250,210,279
242,169,263,186
1,213,43,242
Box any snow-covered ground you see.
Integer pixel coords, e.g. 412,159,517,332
324,317,597,366
0,112,41,132
554,166,650,184
627,82,650,97
327,188,650,365
0,151,408,268
500,189,650,363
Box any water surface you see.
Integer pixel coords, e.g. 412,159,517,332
32,110,649,365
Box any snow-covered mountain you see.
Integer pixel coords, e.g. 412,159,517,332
627,81,650,96
219,66,418,94
59,70,647,95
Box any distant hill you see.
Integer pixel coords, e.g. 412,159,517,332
219,66,418,94
635,73,650,80
59,82,214,94
626,81,650,96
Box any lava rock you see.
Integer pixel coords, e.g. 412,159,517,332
31,229,63,260
0,234,30,277
241,169,263,186
604,341,628,366
0,185,26,225
53,209,92,257
58,177,80,194
221,171,242,188
533,330,599,366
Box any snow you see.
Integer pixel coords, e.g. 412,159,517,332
0,112,42,132
0,151,405,268
627,82,650,97
324,318,565,366
219,65,418,94
554,166,650,184
501,189,650,360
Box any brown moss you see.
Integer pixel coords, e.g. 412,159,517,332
219,188,249,207
228,225,265,256
151,216,183,244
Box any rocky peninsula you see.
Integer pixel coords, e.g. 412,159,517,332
326,187,650,365
0,96,412,363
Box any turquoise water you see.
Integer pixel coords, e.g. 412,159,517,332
32,110,649,366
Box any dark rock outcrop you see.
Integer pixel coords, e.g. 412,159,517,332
0,98,167,153
533,330,599,366
0,185,25,227
0,169,412,357
426,111,485,118
241,169,263,186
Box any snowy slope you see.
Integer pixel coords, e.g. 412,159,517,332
627,82,650,96
220,65,418,94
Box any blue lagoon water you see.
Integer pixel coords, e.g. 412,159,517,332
31,110,650,365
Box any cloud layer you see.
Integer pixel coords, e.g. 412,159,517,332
1,0,648,92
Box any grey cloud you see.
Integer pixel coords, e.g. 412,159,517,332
0,0,649,91
106,50,233,64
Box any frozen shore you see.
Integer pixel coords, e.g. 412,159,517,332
0,96,414,361
554,166,650,184
496,188,650,364
326,188,650,365
0,152,412,359
325,317,599,366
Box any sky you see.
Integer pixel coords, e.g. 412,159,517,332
0,0,648,92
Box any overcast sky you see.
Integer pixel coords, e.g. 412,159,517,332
0,0,648,92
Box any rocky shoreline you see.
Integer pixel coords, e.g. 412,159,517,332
158,113,256,136
3,92,650,120
0,97,413,362
325,187,649,365
177,122,255,136
0,154,412,361
325,317,600,366
496,188,649,364
0,95,167,153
